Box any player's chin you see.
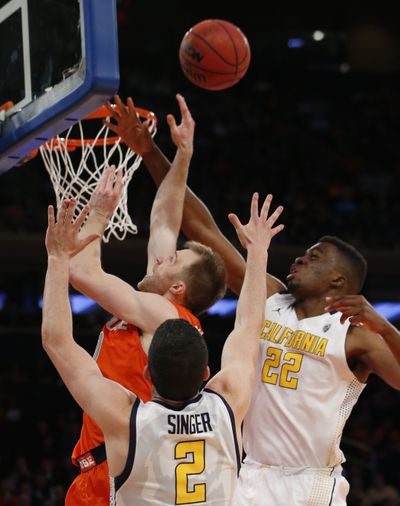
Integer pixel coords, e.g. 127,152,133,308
287,279,300,293
137,276,149,291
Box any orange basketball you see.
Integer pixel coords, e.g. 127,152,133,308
179,19,251,91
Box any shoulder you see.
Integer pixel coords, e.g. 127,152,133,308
172,302,202,332
266,291,295,308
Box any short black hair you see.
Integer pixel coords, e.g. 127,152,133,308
148,319,208,401
318,236,367,293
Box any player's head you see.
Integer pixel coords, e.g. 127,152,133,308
287,236,367,299
138,241,226,314
147,319,209,401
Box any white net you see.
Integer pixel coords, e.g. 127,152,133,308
39,107,157,242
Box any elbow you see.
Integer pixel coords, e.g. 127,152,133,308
41,325,52,353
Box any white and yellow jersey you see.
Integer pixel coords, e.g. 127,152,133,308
111,389,240,505
243,292,366,468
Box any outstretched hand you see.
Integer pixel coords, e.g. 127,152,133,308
89,165,123,219
325,295,389,334
104,95,153,156
46,199,100,259
166,94,195,158
228,193,284,252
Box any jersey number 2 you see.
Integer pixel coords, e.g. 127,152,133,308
175,440,206,504
262,346,303,389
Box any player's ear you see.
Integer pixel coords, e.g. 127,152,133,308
203,366,211,382
330,271,346,290
169,280,186,296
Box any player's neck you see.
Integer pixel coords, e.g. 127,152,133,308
152,391,200,407
294,296,328,320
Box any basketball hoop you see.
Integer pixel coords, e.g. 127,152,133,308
39,105,157,242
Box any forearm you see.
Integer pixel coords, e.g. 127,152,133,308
150,148,191,235
69,211,107,276
142,143,172,186
219,248,267,370
380,323,400,364
42,256,73,349
235,247,267,330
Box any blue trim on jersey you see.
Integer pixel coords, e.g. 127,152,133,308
328,477,337,505
203,388,242,476
114,397,140,491
150,393,203,411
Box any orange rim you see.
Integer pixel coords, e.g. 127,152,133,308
0,101,14,112
44,104,157,152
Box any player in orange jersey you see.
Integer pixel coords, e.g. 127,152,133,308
65,94,226,505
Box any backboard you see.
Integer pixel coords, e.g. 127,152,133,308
0,0,119,173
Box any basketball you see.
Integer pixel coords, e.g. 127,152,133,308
179,19,251,91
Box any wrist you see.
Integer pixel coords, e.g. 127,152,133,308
140,140,158,159
93,208,111,219
47,253,70,264
246,245,269,258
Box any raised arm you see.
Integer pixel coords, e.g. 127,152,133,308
68,168,178,331
105,95,285,296
146,93,194,272
206,194,284,427
42,201,133,442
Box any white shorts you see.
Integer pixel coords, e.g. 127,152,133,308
233,461,350,506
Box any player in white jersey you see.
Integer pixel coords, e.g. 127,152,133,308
111,388,240,505
41,192,284,505
113,102,400,505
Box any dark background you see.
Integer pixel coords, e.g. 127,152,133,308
0,0,399,504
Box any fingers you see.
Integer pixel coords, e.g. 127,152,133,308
166,113,177,131
271,223,285,237
103,119,120,135
114,168,124,195
113,95,125,117
250,193,260,220
228,213,243,231
127,97,136,115
74,204,91,230
65,198,77,225
260,194,272,221
48,205,55,228
324,295,362,312
105,101,116,118
96,166,111,192
267,205,284,227
176,93,193,123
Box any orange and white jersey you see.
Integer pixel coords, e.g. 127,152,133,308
72,302,202,464
111,390,240,505
243,293,366,468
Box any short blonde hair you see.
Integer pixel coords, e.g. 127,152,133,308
182,241,227,315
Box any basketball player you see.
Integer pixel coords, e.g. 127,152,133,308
42,191,284,505
65,94,226,505
107,95,400,505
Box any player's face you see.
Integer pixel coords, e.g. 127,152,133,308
137,248,199,295
286,242,340,298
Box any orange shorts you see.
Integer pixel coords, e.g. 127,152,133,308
65,460,110,506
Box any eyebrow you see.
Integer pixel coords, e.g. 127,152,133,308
306,247,323,256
